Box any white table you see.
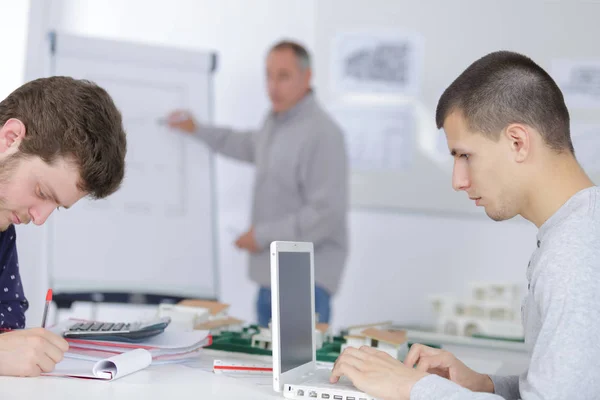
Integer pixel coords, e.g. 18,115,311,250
0,334,529,399
0,350,282,400
406,330,529,376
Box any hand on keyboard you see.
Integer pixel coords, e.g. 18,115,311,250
330,346,428,400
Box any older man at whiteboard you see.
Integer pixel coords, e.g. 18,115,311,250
167,40,349,327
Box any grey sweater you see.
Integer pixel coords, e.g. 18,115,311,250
411,186,600,399
193,92,349,294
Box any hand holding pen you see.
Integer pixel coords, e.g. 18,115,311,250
0,288,68,377
158,110,199,134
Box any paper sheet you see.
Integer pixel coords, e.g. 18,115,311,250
331,31,424,96
329,104,415,171
551,59,600,109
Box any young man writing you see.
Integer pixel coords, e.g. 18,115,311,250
0,76,126,377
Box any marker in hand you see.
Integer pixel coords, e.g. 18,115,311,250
41,289,52,328
157,111,190,126
158,111,197,134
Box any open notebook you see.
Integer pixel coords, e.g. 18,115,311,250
44,348,152,381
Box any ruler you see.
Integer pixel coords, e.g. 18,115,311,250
213,359,273,374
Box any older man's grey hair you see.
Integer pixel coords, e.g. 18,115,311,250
270,40,311,70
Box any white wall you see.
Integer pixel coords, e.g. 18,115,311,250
0,0,53,325
313,0,598,331
0,1,30,98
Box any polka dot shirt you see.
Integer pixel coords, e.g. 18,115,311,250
0,225,28,330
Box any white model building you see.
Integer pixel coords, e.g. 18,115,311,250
251,326,273,350
342,327,408,360
195,316,244,335
158,299,245,334
346,321,393,336
315,323,332,349
177,299,231,319
250,321,332,351
429,282,524,339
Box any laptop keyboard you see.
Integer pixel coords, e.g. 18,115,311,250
302,369,360,390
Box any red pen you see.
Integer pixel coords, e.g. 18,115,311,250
41,289,52,328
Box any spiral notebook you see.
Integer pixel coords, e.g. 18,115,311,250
44,348,152,381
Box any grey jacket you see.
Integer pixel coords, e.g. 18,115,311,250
193,91,349,294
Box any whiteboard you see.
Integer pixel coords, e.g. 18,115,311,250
315,0,600,216
46,32,219,299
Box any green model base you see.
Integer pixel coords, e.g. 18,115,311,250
205,325,344,362
205,325,442,363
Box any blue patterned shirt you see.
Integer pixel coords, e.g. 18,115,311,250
0,225,28,330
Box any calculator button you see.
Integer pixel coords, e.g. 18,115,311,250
100,323,114,331
70,323,83,330
89,322,104,331
78,322,93,331
112,323,124,331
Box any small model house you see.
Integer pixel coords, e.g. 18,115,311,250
195,316,244,335
250,322,333,351
178,299,231,319
342,326,408,360
172,299,245,334
346,321,392,336
315,323,331,349
251,326,273,350
429,282,524,339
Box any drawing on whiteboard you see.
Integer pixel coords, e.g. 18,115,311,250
330,104,414,171
551,59,600,109
81,77,188,216
332,31,424,95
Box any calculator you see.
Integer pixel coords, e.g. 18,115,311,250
63,316,171,342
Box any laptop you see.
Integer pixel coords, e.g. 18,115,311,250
270,241,377,400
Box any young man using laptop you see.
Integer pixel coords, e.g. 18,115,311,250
0,76,127,377
330,51,600,399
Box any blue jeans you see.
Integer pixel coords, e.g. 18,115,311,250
256,286,331,327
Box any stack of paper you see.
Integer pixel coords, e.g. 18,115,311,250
44,348,152,381
44,320,212,380
64,329,212,363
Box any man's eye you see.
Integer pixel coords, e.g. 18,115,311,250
37,188,46,199
460,154,470,160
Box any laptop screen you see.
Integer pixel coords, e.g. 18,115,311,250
278,251,314,373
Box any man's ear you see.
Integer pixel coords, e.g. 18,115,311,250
0,118,26,154
504,123,530,163
303,68,312,87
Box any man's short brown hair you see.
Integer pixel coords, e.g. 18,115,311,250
0,76,127,198
436,51,573,153
270,40,311,70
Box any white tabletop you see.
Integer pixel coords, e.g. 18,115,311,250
0,337,529,399
0,350,282,400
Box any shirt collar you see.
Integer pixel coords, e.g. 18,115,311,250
272,89,315,122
